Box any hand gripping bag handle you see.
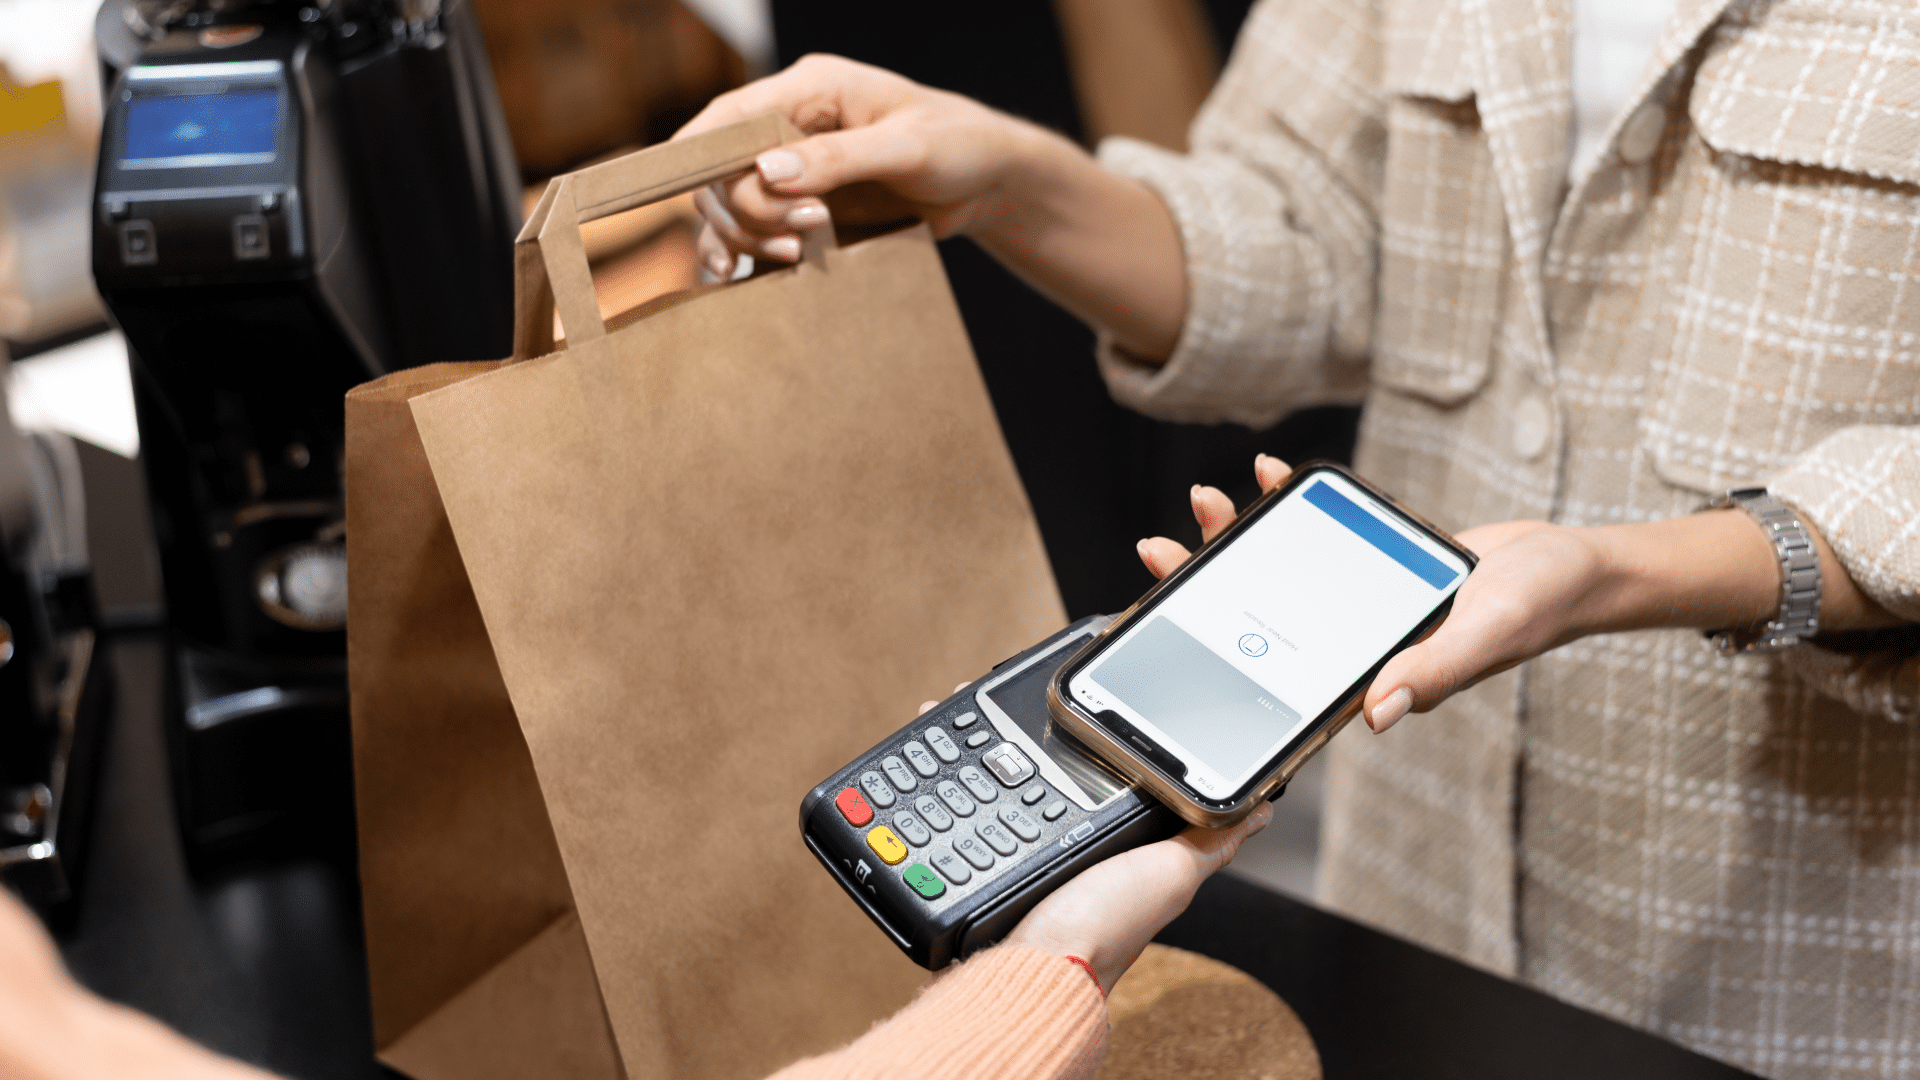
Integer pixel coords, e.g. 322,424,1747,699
510,112,836,362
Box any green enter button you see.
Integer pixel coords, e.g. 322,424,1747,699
903,864,946,900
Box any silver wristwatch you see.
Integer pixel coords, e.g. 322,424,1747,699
1702,488,1821,655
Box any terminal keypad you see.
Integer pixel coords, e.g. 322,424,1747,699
835,700,1096,912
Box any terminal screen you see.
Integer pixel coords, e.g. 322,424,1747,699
124,91,279,168
1066,473,1469,800
982,647,1127,806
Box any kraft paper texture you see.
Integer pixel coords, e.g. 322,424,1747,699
347,115,1066,1080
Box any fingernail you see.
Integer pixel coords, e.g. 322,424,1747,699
1248,801,1274,835
1136,538,1153,558
1190,484,1205,500
763,235,802,262
1369,687,1413,733
1255,453,1273,467
757,149,804,183
786,202,829,228
705,251,732,278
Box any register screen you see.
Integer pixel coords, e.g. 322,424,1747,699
1067,474,1468,798
124,91,278,168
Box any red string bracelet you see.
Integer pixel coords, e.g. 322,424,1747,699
1063,955,1106,997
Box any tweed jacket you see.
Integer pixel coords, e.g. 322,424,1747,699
1094,0,1920,1076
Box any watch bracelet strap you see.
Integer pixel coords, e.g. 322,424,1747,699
1701,488,1821,655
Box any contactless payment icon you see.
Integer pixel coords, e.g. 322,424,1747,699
1238,633,1269,657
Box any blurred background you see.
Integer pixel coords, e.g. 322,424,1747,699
0,0,1347,1073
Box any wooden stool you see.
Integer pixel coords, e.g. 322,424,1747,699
1096,944,1321,1080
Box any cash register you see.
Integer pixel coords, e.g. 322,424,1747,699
91,0,520,862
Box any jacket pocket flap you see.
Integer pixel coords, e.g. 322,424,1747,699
1690,6,1920,185
1383,0,1476,102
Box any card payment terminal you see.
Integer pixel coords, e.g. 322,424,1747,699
801,616,1195,969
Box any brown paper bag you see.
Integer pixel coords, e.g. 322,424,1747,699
346,114,1067,1080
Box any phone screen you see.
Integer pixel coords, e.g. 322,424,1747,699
1064,471,1470,800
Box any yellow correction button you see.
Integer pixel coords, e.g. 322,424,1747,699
865,826,909,866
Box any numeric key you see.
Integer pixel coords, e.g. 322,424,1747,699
976,821,1018,856
893,811,932,846
903,741,939,778
936,780,976,818
958,765,998,803
954,834,995,870
915,795,954,831
997,805,1041,842
881,755,917,792
925,728,961,763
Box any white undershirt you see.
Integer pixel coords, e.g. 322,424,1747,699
1569,0,1681,180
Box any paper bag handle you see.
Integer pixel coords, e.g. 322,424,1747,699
511,112,835,361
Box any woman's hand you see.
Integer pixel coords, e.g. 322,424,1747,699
1139,457,1902,734
1000,808,1270,992
672,54,1190,359
674,55,1028,274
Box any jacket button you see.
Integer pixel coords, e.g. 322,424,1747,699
1617,101,1667,164
1510,394,1553,460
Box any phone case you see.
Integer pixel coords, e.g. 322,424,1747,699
1047,461,1477,829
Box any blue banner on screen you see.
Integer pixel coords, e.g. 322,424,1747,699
124,92,278,167
1302,480,1458,588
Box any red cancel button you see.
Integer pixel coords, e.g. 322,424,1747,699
835,787,874,827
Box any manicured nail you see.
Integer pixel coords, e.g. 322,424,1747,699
1255,453,1273,468
1191,484,1205,500
763,235,802,262
1136,538,1153,559
786,202,829,228
1369,687,1412,733
705,251,733,278
757,149,804,183
1248,801,1274,834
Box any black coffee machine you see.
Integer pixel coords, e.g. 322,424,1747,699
91,0,520,863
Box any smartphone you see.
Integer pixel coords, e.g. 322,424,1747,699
1048,461,1476,828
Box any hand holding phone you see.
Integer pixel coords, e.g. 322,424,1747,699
1051,460,1477,827
1150,460,1638,737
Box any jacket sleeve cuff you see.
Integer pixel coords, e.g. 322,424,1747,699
1768,426,1920,722
1769,425,1920,622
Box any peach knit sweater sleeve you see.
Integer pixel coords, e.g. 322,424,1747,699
766,946,1109,1080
